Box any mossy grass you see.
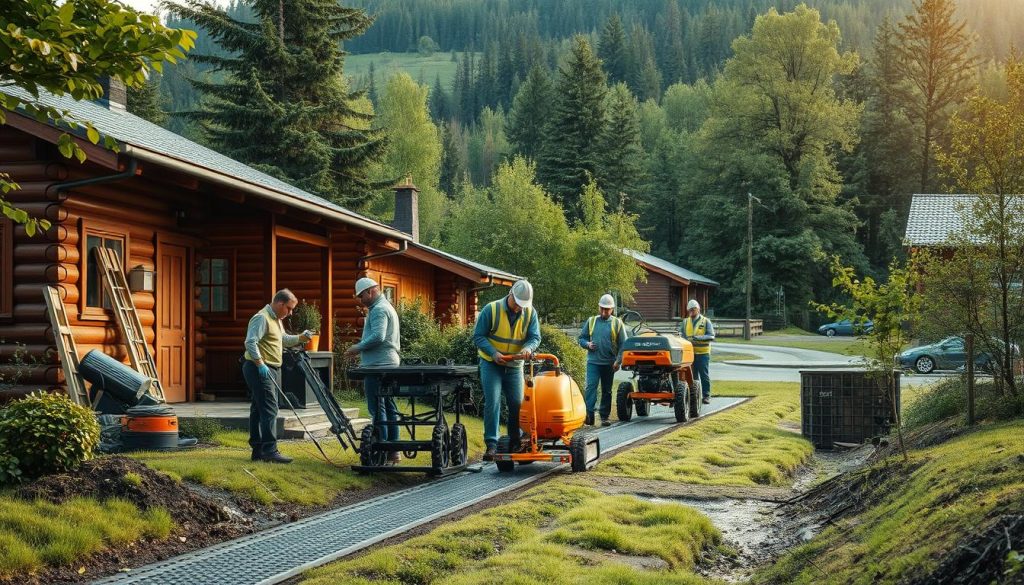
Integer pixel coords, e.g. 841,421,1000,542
0,495,172,578
298,483,719,585
753,418,1024,584
710,351,759,363
596,381,813,486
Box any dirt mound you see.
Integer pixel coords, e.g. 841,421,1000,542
16,456,228,525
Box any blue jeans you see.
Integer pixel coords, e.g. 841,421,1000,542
242,361,280,456
693,353,711,399
584,362,615,419
479,358,523,447
364,375,400,441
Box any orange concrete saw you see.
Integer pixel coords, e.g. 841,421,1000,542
617,310,702,423
491,353,600,472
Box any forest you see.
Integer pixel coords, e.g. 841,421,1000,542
129,0,1023,325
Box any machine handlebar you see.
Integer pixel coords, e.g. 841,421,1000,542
499,352,559,366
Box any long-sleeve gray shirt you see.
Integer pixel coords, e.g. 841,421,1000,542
351,295,401,366
577,315,628,365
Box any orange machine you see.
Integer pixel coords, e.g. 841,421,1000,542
492,353,600,472
617,311,702,423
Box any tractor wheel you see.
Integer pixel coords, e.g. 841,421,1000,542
634,398,651,417
430,422,451,471
449,423,468,467
359,424,388,467
570,432,599,472
495,435,515,472
616,382,634,422
674,381,691,423
689,378,703,419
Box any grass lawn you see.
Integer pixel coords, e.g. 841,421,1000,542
711,351,759,363
345,52,470,88
716,336,870,357
0,496,172,579
298,483,718,585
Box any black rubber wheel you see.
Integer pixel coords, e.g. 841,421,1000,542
495,435,515,472
359,424,388,467
430,422,451,471
915,355,936,374
825,328,836,338
674,380,690,423
689,377,703,419
616,382,633,422
449,423,468,467
634,398,650,417
570,432,589,472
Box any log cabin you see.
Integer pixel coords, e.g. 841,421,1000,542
625,250,718,321
0,82,517,403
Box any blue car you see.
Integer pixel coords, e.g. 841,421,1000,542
898,336,1020,374
817,319,874,337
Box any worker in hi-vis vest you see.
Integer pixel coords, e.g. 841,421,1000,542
472,279,541,460
577,294,628,427
680,299,715,404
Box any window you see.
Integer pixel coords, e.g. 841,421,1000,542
198,256,232,315
0,219,12,319
79,222,129,320
382,285,397,303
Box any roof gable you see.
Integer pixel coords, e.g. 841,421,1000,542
905,194,1024,246
626,249,719,287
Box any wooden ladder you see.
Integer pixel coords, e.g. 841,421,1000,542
93,247,166,402
42,286,92,408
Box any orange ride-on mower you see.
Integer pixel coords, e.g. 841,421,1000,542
616,310,703,424
492,353,600,473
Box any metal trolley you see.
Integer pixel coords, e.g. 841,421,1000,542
347,362,476,476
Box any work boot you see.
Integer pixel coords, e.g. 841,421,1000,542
262,451,293,464
250,449,261,461
702,397,711,405
585,412,595,426
484,444,497,460
600,417,612,427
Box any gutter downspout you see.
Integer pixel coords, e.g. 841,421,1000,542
53,158,138,193
359,239,409,270
470,274,495,293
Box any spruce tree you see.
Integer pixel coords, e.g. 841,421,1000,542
165,0,385,208
127,75,167,126
598,14,628,85
596,83,644,212
506,66,552,161
430,74,451,122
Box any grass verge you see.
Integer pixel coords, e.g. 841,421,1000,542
596,381,813,486
0,496,172,579
716,337,869,357
711,351,759,363
298,483,719,585
753,418,1024,584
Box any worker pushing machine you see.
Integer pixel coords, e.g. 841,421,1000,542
578,294,628,426
345,277,402,465
680,299,715,404
242,289,314,464
473,279,541,460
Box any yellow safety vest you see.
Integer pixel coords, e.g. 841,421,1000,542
587,315,623,349
684,315,711,355
478,299,533,361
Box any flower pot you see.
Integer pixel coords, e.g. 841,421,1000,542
304,334,320,351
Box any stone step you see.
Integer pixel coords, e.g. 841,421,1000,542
282,416,370,440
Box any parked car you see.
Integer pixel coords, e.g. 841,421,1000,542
897,336,1021,374
817,319,874,337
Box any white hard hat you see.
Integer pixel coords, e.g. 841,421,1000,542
687,299,700,311
510,279,533,309
599,294,615,309
355,277,379,296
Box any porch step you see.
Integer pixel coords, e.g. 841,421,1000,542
282,407,360,431
282,416,371,440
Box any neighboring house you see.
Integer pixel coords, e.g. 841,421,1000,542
905,193,1024,252
625,250,719,320
0,82,517,403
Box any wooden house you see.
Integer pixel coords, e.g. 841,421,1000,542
0,83,517,403
625,250,718,320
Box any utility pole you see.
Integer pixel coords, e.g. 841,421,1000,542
745,193,760,340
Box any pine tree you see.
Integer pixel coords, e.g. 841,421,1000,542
430,74,451,122
165,0,385,208
127,75,167,126
596,83,644,211
598,14,628,85
439,120,469,197
896,0,978,192
506,66,552,161
536,36,608,218
367,61,378,106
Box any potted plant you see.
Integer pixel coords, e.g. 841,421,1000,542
290,300,322,351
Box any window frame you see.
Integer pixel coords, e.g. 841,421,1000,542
197,249,236,320
0,219,12,320
381,277,399,304
79,219,130,322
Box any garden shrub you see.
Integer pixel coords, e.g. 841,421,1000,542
0,392,100,483
904,375,1024,428
178,416,224,443
537,324,586,384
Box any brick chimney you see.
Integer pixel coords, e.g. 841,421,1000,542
97,76,127,112
392,176,419,242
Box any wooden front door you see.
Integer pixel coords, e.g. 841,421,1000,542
157,242,189,402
